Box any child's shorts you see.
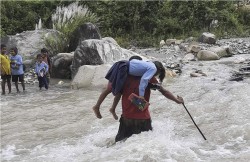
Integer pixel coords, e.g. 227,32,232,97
12,74,24,82
1,75,11,80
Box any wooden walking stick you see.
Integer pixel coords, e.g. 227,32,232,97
182,103,207,140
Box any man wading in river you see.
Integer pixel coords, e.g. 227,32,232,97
115,74,184,142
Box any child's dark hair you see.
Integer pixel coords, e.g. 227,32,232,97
1,44,6,50
153,61,165,82
37,54,42,58
41,48,48,53
129,55,142,61
10,47,18,54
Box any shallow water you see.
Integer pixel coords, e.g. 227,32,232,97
1,55,250,162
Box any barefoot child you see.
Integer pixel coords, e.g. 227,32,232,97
10,47,25,93
93,56,166,120
93,56,142,120
41,48,52,85
35,54,49,90
0,44,11,95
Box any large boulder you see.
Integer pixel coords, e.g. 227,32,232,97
52,52,74,79
0,29,60,59
71,37,140,78
68,22,102,52
71,64,111,89
209,46,233,58
198,32,216,44
197,50,220,61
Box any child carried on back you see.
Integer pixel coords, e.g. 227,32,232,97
92,56,166,120
35,54,49,90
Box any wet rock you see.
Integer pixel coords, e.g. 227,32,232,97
229,65,250,81
190,70,207,77
239,66,250,71
195,70,207,76
229,76,243,81
190,73,201,77
237,49,244,54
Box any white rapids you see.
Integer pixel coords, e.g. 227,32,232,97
1,54,250,162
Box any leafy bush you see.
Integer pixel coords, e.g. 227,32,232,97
44,32,68,56
1,1,249,48
48,2,99,52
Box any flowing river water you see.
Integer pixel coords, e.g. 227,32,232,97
1,54,250,162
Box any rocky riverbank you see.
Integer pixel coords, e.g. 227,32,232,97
133,37,250,81
1,37,249,88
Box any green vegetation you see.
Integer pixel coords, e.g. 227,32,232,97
44,31,68,56
48,2,99,53
1,0,250,49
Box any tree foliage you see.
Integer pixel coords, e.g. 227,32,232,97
1,0,249,48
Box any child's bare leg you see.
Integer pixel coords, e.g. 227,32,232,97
93,88,111,119
14,82,20,93
110,93,121,120
21,81,25,91
1,79,6,95
7,79,11,93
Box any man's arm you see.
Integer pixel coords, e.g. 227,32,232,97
148,77,184,104
158,86,184,104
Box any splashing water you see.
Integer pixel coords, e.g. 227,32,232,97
1,54,250,162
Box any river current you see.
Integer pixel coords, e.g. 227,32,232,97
1,54,250,162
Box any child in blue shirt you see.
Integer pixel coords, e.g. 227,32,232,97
35,54,49,90
93,56,166,120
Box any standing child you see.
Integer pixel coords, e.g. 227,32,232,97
10,47,25,93
41,48,52,85
35,54,49,90
0,44,11,95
